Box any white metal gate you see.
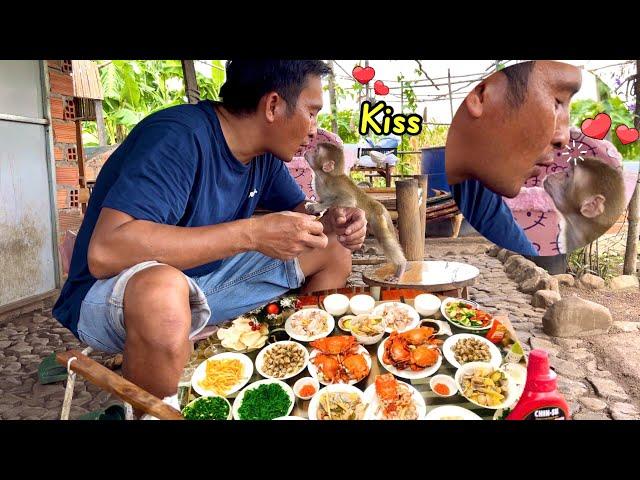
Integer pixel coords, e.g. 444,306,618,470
0,60,59,307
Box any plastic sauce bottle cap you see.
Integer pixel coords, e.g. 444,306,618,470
525,349,557,393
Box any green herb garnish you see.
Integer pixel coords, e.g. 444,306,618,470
237,383,292,420
182,396,230,420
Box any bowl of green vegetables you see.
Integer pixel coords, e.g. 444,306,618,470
182,395,232,420
232,379,295,420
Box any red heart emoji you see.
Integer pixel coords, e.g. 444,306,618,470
615,124,639,145
352,66,375,85
374,80,389,96
580,113,611,140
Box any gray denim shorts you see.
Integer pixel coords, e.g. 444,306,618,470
76,251,305,354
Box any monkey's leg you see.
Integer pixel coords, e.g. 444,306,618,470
372,211,407,283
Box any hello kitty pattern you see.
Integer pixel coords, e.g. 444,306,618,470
504,127,629,256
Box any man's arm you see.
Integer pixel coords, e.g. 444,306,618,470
88,207,327,279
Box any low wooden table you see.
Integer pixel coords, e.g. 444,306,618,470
362,260,480,299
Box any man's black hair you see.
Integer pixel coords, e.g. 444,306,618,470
219,60,331,116
502,61,536,108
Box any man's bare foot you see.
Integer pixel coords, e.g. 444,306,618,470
102,353,123,370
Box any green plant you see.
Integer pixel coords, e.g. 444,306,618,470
86,60,225,146
568,243,624,280
570,78,640,160
317,109,361,144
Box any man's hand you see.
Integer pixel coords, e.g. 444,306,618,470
321,207,367,251
250,211,328,260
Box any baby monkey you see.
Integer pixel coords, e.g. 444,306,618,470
304,142,407,282
543,157,626,253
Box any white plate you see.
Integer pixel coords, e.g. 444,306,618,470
274,416,306,420
377,336,442,380
307,384,366,420
285,308,335,342
255,341,309,380
442,334,503,369
191,352,253,398
362,380,427,420
455,362,517,410
440,297,494,332
232,379,295,420
307,344,372,385
424,405,482,420
372,302,421,333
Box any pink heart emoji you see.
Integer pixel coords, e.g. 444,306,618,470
374,80,389,96
615,124,639,145
580,113,611,140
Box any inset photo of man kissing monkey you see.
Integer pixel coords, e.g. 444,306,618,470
446,60,638,260
3,58,640,422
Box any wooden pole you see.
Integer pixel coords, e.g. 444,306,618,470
400,81,404,113
364,60,370,101
623,59,640,275
328,60,339,135
413,174,428,240
56,350,184,420
94,99,107,146
396,178,423,261
181,60,200,104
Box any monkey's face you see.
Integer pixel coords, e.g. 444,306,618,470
544,162,606,219
305,143,341,174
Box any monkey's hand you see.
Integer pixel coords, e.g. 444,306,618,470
304,202,328,216
250,212,328,260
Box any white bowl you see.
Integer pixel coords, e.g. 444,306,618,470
350,319,387,346
182,395,232,420
414,294,442,317
255,340,309,380
323,294,350,316
349,294,375,315
293,377,320,400
429,374,457,397
455,362,517,410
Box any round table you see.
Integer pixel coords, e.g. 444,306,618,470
361,260,479,298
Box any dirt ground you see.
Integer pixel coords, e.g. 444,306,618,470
560,284,640,403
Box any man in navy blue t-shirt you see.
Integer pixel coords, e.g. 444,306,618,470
445,61,583,256
53,61,367,401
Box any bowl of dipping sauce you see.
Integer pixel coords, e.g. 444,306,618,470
430,374,457,397
349,294,376,315
323,293,350,316
293,377,320,401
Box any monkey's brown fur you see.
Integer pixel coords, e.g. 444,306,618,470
304,142,407,282
544,157,626,253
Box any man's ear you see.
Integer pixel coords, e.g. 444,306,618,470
464,83,485,119
264,92,281,123
580,194,606,218
322,160,335,173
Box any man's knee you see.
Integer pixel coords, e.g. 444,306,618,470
123,265,191,353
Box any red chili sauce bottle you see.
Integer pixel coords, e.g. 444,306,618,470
507,349,570,420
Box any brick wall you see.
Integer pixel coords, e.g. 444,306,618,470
48,60,82,240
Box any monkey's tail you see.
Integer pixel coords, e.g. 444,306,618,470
375,212,407,267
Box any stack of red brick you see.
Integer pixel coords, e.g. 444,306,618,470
48,60,82,242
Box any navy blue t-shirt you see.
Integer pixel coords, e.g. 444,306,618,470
451,179,538,256
53,100,306,337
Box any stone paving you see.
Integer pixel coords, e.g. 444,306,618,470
1,237,638,420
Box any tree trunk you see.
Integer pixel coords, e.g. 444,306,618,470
327,61,338,135
181,60,200,104
623,59,640,275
